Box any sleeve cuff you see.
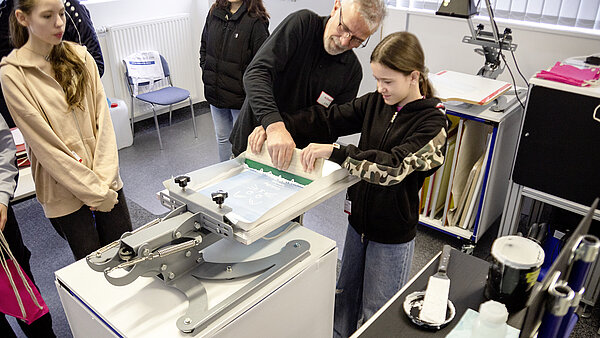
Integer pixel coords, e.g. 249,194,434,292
329,145,348,165
260,113,284,129
0,192,11,206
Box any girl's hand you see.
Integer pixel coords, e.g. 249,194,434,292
90,190,118,212
248,126,266,154
300,143,333,172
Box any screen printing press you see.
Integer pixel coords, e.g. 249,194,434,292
54,147,359,337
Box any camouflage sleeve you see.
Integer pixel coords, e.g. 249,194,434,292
341,125,447,186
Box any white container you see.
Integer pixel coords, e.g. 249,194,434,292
471,300,508,338
108,98,133,150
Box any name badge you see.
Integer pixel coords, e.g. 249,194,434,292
317,91,334,108
344,199,351,215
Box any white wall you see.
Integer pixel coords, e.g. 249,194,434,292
382,9,600,88
85,0,193,27
85,1,600,105
264,0,332,30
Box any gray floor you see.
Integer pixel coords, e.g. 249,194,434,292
7,104,599,337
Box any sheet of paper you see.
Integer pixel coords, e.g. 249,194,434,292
10,128,24,145
430,70,512,105
197,169,302,223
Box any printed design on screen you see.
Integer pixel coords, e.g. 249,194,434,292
198,169,303,223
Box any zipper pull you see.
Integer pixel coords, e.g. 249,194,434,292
390,111,398,124
71,150,82,163
361,233,365,243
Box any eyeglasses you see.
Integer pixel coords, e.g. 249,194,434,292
337,4,370,49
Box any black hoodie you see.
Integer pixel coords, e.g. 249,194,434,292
285,92,449,244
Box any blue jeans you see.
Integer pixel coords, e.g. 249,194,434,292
210,105,240,162
333,225,415,338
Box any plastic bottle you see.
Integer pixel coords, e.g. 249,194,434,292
470,300,508,338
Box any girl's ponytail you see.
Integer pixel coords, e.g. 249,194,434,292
371,32,435,98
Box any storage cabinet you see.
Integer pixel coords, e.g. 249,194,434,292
418,91,524,242
500,76,600,305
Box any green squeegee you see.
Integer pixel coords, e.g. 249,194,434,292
244,158,313,186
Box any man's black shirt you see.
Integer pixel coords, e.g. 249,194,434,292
230,9,362,155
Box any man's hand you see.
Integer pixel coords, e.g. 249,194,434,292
300,143,333,172
265,122,295,170
0,203,8,232
248,126,267,154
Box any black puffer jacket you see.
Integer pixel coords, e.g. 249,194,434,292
200,3,269,109
63,0,105,77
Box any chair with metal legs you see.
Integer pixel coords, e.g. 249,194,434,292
124,54,197,149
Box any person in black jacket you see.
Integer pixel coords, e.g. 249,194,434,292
250,32,449,337
200,0,269,162
230,0,387,169
0,0,103,128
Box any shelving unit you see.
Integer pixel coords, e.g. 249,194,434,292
418,91,524,243
499,76,600,305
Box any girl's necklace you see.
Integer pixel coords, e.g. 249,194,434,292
23,46,50,62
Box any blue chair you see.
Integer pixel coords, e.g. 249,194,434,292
124,54,197,149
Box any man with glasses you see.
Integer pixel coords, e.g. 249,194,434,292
230,0,386,169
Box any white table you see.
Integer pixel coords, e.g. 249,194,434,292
55,225,337,337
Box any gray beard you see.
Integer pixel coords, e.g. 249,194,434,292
323,37,347,56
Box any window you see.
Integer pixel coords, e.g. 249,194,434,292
388,0,600,31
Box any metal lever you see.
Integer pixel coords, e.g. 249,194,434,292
105,239,200,274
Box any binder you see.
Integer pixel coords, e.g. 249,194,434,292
10,128,29,168
446,120,492,227
428,115,460,219
442,119,465,226
461,133,492,230
450,156,480,227
422,172,436,216
432,139,456,219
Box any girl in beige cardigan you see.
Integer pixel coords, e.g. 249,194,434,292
0,0,132,260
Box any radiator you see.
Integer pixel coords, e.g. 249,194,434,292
99,14,198,120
